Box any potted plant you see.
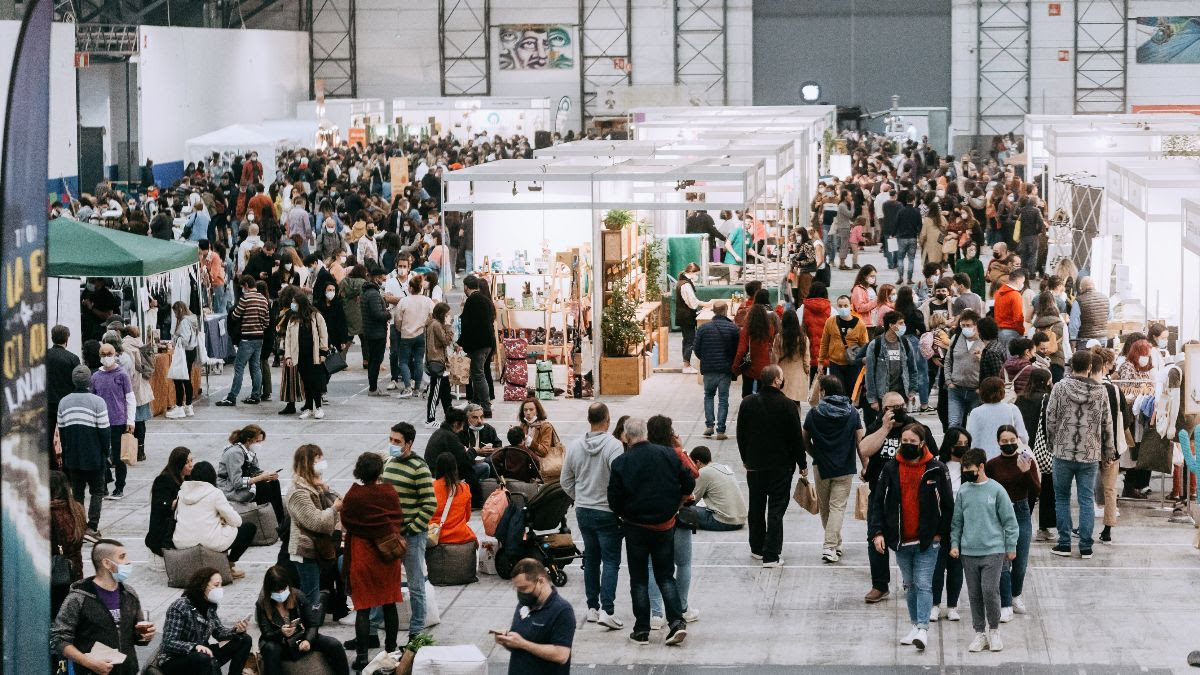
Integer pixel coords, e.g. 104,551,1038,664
600,288,646,395
642,238,665,302
602,209,634,231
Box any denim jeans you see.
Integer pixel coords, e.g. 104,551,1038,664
395,336,425,389
624,524,682,633
295,558,323,610
946,386,980,428
823,230,842,265
404,531,428,634
692,506,743,532
702,372,732,432
1054,458,1098,549
895,542,939,628
746,468,793,563
575,508,623,615
882,235,897,268
388,325,403,382
212,284,228,314
906,334,929,405
467,347,493,413
1000,499,1032,605
895,238,918,281
650,527,692,617
997,329,1020,353
932,541,963,607
228,338,263,399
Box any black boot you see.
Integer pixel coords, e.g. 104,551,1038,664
352,650,370,671
278,404,296,415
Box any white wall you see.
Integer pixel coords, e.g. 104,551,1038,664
951,0,1200,149
136,26,308,181
78,62,135,177
0,20,79,194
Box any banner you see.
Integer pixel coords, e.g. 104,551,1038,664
1135,17,1200,64
1,1,52,673
495,24,576,72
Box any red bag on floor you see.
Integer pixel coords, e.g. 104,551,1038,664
503,337,528,360
505,359,528,386
504,383,528,401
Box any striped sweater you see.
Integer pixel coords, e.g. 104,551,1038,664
57,391,110,471
382,453,436,535
232,289,271,338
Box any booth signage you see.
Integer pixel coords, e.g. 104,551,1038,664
1185,210,1200,254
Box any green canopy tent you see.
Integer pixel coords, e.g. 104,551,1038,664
48,216,197,276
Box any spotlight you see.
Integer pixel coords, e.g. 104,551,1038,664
799,81,821,103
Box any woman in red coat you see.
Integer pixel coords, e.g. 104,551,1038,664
801,282,832,384
340,452,405,669
733,291,777,399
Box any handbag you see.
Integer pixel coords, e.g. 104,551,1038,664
854,482,870,521
120,433,138,466
52,545,73,587
166,345,189,380
838,325,865,368
1032,395,1053,473
425,360,446,376
792,475,819,515
373,530,408,562
427,485,456,547
324,349,347,376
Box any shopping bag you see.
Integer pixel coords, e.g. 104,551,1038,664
324,349,348,377
448,350,471,386
792,475,819,515
120,433,138,466
854,483,870,521
166,345,188,380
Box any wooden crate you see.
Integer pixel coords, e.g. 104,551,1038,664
600,355,642,395
602,229,631,263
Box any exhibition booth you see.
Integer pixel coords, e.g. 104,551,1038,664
1183,199,1200,341
532,139,659,162
654,138,796,214
184,124,294,185
1103,159,1200,333
296,97,386,142
1023,113,1200,186
392,97,552,141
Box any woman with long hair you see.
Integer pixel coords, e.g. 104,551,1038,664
873,283,897,328
284,292,330,419
1115,338,1156,497
424,301,455,425
50,470,86,616
146,447,193,557
284,444,341,606
172,461,257,579
276,285,304,415
429,452,476,546
218,424,284,522
166,301,199,419
255,565,349,675
931,427,971,622
801,282,831,383
156,568,252,675
733,290,777,398
895,286,931,412
850,264,879,330
919,199,947,266
1016,368,1055,540
772,308,809,406
1031,290,1068,382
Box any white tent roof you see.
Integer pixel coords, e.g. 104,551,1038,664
185,124,288,183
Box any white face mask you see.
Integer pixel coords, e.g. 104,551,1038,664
1137,355,1150,367
1157,338,1168,350
249,442,264,454
101,355,117,368
206,586,224,604
284,263,293,270
313,459,328,475
325,290,336,300
524,414,537,424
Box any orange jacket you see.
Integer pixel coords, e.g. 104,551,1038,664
993,284,1024,332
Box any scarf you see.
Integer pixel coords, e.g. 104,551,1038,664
898,448,933,543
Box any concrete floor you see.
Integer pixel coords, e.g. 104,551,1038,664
87,248,1200,673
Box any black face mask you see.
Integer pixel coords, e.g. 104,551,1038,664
952,444,968,459
961,470,978,483
899,442,922,461
517,590,540,608
1000,443,1019,455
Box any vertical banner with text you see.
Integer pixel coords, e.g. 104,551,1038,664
1,1,52,674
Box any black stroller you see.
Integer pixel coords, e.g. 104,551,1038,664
493,478,580,586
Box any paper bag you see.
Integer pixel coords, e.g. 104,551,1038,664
792,475,819,515
854,483,870,521
120,433,138,466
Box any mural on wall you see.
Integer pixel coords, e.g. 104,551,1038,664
496,24,575,71
1135,16,1200,64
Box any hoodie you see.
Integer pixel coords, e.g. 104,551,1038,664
994,283,1024,332
803,395,862,478
801,297,831,365
172,480,243,552
1045,375,1113,464
560,431,624,512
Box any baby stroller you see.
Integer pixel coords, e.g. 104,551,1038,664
492,477,580,586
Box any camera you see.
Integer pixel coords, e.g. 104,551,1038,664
890,407,911,426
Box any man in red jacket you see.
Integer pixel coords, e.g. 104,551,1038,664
992,268,1026,351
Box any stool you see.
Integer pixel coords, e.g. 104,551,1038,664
234,501,280,546
280,652,335,675
163,545,232,588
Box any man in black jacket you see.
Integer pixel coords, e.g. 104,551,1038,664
360,262,392,395
894,191,923,286
47,324,81,439
1015,196,1045,280
607,418,694,647
423,406,484,506
693,301,740,439
457,275,496,416
685,210,726,246
735,365,807,567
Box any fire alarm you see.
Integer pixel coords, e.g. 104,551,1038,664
1049,3,1061,15
1058,49,1070,61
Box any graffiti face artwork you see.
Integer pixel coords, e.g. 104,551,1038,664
498,25,574,70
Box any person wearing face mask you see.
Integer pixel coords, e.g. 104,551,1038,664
218,424,283,522
965,377,1028,460
850,265,880,330
424,406,486,507
932,428,972,623
1115,338,1159,498
314,257,350,352
381,423,436,640
986,425,1040,622
285,444,344,608
173,461,257,580
919,278,954,326
950,448,1019,654
51,539,156,675
993,268,1026,352
156,567,252,674
147,447,193,559
863,311,920,427
494,558,576,673
58,365,111,536
458,403,502,468
868,423,956,651
955,244,987,300
255,565,349,675
819,294,869,395
91,342,135,500
283,292,330,419
675,263,707,374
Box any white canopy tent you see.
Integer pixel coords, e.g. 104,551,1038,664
184,124,287,184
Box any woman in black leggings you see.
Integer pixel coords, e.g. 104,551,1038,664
167,301,199,419
424,301,454,424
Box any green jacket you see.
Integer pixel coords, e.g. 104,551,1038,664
339,276,365,337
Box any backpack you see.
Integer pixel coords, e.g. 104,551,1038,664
135,342,157,379
481,488,509,537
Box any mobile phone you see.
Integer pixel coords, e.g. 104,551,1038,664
243,613,254,624
488,629,507,635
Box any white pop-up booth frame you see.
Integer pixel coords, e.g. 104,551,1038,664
1103,159,1200,329
693,127,817,218
653,139,796,223
1182,199,1200,341
1024,113,1200,185
531,139,660,163
296,98,386,141
392,97,552,141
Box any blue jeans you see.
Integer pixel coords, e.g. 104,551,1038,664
295,559,322,610
702,372,731,432
882,236,897,268
395,336,425,389
824,230,844,265
212,285,228,314
946,386,980,428
1000,499,1032,605
692,506,743,532
228,338,263,399
895,542,939,629
1054,458,1098,549
997,329,1020,353
404,532,428,634
895,238,918,281
650,527,692,617
576,507,623,615
906,334,929,405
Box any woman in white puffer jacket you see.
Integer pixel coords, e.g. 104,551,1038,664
172,460,257,579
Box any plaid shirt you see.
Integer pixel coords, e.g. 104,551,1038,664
157,596,237,662
979,339,1008,383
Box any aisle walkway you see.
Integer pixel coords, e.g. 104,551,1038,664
87,247,1200,673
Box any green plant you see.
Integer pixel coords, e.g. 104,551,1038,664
404,632,435,653
643,238,665,302
601,288,645,357
602,209,634,231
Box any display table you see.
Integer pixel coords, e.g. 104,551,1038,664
205,312,234,363
150,348,202,416
670,285,778,329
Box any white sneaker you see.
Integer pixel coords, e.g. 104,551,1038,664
912,628,928,651
1011,596,1027,614
821,548,840,563
929,605,940,622
314,407,325,419
649,615,665,630
1094,505,1106,517
900,626,919,646
299,409,313,419
184,404,195,417
967,632,990,652
987,629,1004,651
386,380,398,391
424,420,440,429
750,553,763,561
1000,606,1013,623
761,558,785,568
681,366,698,374
681,608,700,623
598,611,624,629
947,607,961,621
395,387,413,399
585,608,599,623
165,407,185,419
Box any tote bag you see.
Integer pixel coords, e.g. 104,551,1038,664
166,345,189,380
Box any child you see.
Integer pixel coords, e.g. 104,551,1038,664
848,216,866,269
950,448,1019,653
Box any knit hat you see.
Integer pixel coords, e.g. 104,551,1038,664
71,365,92,391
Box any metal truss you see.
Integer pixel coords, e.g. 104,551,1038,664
674,0,725,106
1074,0,1127,114
76,23,138,57
308,0,356,98
1051,172,1103,274
53,0,292,28
439,0,489,96
579,0,631,126
976,0,1029,139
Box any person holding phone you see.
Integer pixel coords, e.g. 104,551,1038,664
255,565,349,675
218,424,284,522
156,567,252,674
494,558,575,674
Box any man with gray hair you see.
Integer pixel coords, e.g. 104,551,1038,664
458,403,502,479
607,417,695,646
57,365,111,536
692,299,740,439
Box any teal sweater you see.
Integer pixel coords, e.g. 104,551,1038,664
950,479,1019,556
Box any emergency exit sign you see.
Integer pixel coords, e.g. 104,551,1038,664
1049,3,1061,15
